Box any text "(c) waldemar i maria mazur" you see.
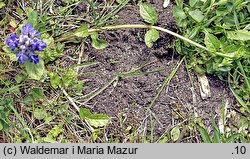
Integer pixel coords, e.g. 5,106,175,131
19,146,138,155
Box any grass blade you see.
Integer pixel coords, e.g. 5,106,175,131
197,125,211,143
211,114,220,143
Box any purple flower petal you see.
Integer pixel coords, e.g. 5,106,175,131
16,52,29,64
21,24,40,38
31,38,47,51
29,55,39,64
6,34,19,51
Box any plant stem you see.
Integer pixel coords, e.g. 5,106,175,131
61,86,80,112
82,76,119,105
55,24,233,58
236,60,250,91
146,56,185,114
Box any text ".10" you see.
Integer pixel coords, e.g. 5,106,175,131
235,146,246,155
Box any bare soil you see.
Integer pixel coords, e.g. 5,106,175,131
67,1,235,142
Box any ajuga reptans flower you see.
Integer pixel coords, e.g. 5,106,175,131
5,24,47,64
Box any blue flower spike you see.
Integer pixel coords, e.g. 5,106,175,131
5,24,47,64
6,34,19,51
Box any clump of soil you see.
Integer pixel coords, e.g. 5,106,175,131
76,1,234,142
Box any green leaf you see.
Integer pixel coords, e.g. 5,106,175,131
2,46,18,61
15,72,27,84
92,130,101,141
44,43,64,63
188,9,204,22
91,32,108,50
26,8,38,27
197,125,211,143
144,29,160,48
24,60,46,81
139,3,158,24
173,6,186,20
31,88,44,99
0,2,5,9
49,72,61,89
202,0,215,11
74,24,89,38
171,126,180,141
33,108,47,120
211,115,220,143
80,108,109,127
79,108,92,119
204,33,220,52
0,121,3,130
175,0,184,8
62,69,77,88
50,125,63,137
189,0,199,7
227,30,250,41
194,65,206,74
85,114,109,128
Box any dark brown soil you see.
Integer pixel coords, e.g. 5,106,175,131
73,1,234,142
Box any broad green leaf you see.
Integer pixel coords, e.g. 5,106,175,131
85,114,109,128
74,24,89,38
43,43,64,63
171,126,180,141
33,108,47,120
15,72,27,84
91,32,108,49
26,8,38,27
80,108,109,128
189,0,199,7
79,108,92,119
62,69,77,88
139,3,158,24
2,46,18,61
204,33,220,52
49,72,61,89
0,2,5,9
144,29,160,48
159,136,169,143
6,53,17,61
23,95,34,106
197,125,211,143
173,6,186,20
214,0,228,6
31,88,44,99
24,59,46,81
175,0,184,8
188,9,204,22
227,30,250,41
194,65,206,74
